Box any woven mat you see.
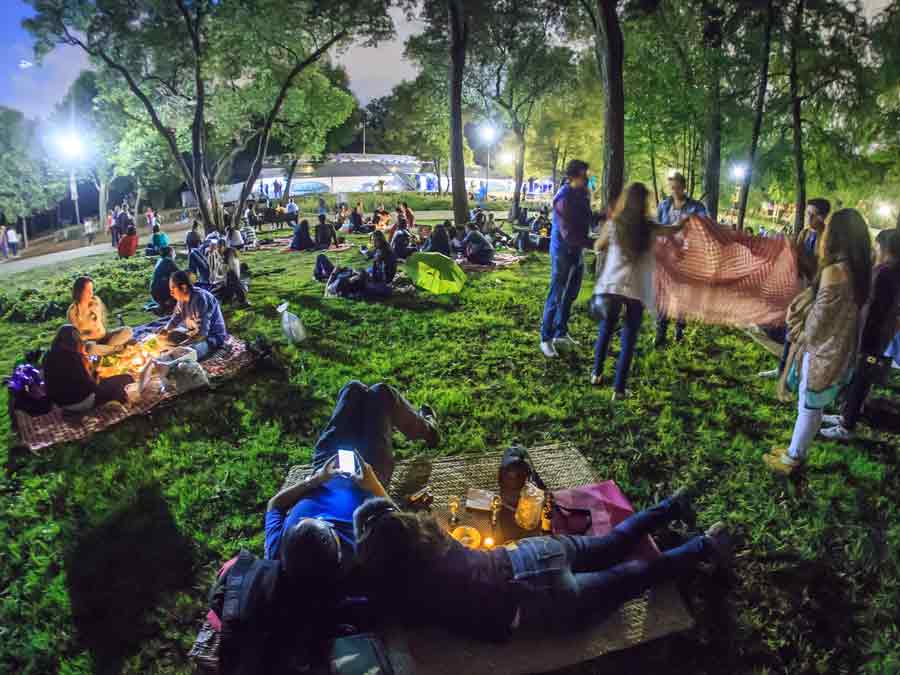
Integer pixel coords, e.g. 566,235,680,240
456,252,524,273
16,336,256,453
280,243,353,255
283,443,694,674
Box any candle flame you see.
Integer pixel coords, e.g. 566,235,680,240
483,537,494,548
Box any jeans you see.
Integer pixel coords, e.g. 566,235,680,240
506,498,709,626
788,353,822,461
312,381,438,486
655,313,685,346
541,239,584,342
841,355,877,430
778,339,791,374
9,242,17,256
315,254,335,281
467,249,494,266
192,334,225,362
592,295,644,393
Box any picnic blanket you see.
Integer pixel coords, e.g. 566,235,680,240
655,215,801,327
15,335,256,453
456,251,524,274
280,243,353,255
280,443,694,674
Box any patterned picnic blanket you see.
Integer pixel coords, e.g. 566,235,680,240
15,335,256,453
280,243,353,255
655,215,801,327
457,252,524,273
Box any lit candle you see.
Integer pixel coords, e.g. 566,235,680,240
483,537,495,549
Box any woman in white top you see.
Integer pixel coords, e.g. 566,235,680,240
591,183,686,398
227,225,245,249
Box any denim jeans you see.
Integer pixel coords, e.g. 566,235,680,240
593,295,645,393
506,498,709,626
192,334,224,362
312,381,438,486
541,238,584,341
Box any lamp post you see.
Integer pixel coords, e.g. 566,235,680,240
480,124,497,202
58,131,83,227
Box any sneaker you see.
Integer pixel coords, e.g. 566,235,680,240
553,334,579,350
590,373,603,386
669,486,696,525
611,390,627,401
820,424,854,441
763,449,800,476
757,368,779,379
821,414,843,427
540,341,559,358
704,522,732,571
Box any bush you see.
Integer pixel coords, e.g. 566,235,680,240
285,191,549,215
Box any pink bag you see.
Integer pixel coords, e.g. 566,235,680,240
551,480,659,560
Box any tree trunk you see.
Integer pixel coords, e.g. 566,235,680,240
790,0,806,235
737,0,774,231
512,130,527,221
133,183,143,216
703,55,722,221
594,0,626,209
448,0,470,226
22,216,29,249
649,126,659,206
281,158,299,205
551,143,560,188
97,178,109,236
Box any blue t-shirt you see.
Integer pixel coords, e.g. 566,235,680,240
264,476,370,560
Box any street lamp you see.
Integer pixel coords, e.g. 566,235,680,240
731,163,748,181
55,131,84,226
877,202,893,219
479,124,497,201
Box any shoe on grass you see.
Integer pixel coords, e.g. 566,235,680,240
821,414,843,427
704,522,732,571
757,368,779,379
553,334,579,350
590,373,603,386
540,341,559,358
611,390,627,401
763,449,801,476
820,424,853,441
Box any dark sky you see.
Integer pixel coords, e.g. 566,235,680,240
0,1,888,120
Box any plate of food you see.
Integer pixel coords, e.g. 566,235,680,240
450,526,482,550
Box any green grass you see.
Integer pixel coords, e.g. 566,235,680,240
1,240,899,674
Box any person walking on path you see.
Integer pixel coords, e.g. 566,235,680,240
6,225,19,257
540,160,594,358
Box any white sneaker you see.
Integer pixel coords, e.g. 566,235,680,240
757,368,779,379
821,414,844,427
820,424,853,441
540,341,559,358
553,334,579,350
590,373,603,386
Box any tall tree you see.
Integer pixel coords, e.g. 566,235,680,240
26,0,394,233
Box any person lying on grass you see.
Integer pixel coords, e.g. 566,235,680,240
264,381,439,594
160,270,229,361
67,276,134,357
44,324,134,413
353,489,730,642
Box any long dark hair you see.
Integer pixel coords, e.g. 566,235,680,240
372,230,391,254
611,182,653,258
49,325,91,373
170,269,195,294
818,208,872,307
72,276,93,303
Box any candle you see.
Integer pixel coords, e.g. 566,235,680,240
483,537,494,549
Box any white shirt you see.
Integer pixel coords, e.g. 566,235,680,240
6,229,19,244
228,230,244,247
593,222,656,310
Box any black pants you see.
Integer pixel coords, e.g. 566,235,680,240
841,355,881,430
655,313,685,346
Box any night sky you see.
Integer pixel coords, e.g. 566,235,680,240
0,1,889,120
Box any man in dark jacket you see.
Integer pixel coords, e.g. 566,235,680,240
540,159,593,358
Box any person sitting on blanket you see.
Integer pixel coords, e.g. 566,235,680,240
44,325,134,413
117,225,139,259
315,214,340,250
67,276,134,357
185,221,203,252
354,488,730,642
484,213,512,247
215,246,250,307
146,224,170,257
264,381,440,589
390,218,417,260
290,218,316,251
188,245,211,284
208,238,227,286
226,225,245,250
421,221,452,257
150,246,180,313
161,270,229,361
459,221,495,265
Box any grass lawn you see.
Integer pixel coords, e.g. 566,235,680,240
1,237,898,674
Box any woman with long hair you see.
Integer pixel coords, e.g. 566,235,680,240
44,325,134,411
591,182,686,399
67,276,134,356
217,246,250,306
354,492,729,642
764,208,872,474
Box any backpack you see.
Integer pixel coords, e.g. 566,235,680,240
206,550,283,675
6,363,52,420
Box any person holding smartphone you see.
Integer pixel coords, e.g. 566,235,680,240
264,381,440,589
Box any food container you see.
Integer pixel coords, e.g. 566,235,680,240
154,346,198,378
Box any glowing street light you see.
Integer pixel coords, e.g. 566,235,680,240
479,123,498,201
500,151,515,165
57,132,84,160
731,164,748,181
877,202,894,219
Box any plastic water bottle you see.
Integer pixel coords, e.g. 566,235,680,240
276,302,306,344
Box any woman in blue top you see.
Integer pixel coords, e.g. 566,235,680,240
148,224,169,254
364,230,397,298
161,270,228,360
150,246,180,312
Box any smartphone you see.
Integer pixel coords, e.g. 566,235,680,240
337,449,358,476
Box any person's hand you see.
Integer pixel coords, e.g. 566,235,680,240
356,461,386,496
159,328,169,337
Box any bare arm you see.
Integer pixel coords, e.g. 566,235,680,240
267,466,329,512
